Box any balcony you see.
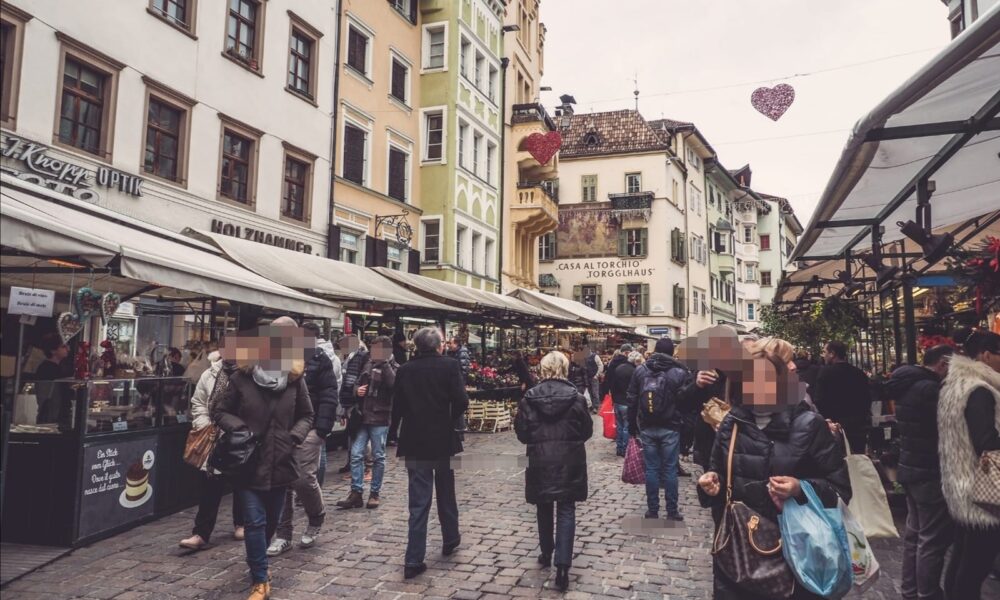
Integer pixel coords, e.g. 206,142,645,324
512,103,559,180
715,252,735,272
512,181,559,235
511,103,557,130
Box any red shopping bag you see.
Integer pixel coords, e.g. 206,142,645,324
601,394,616,439
621,437,645,484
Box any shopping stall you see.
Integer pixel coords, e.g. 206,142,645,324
0,177,341,546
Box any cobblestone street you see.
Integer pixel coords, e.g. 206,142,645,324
3,424,999,599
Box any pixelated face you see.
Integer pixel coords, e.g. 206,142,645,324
339,334,360,355
371,340,393,361
220,326,309,372
572,348,588,365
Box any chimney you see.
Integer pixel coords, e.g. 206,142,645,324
558,94,576,129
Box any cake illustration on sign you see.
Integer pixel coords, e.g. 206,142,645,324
124,462,149,502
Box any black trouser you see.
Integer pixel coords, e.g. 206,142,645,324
536,501,576,568
192,472,244,542
901,492,952,600
404,459,460,567
943,523,1000,600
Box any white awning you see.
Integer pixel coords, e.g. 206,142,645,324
187,230,460,313
792,5,1000,262
0,176,342,319
507,287,631,329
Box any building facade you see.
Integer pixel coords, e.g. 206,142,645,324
941,0,999,36
538,108,691,340
1,0,337,256
416,0,505,292
705,163,739,328
501,0,559,292
756,191,803,307
331,0,423,271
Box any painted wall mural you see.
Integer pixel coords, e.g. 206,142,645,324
556,204,620,258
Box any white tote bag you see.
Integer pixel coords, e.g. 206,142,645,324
842,432,898,538
839,498,880,594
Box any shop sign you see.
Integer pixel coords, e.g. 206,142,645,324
78,438,158,539
0,133,144,202
211,219,313,254
7,287,55,317
554,259,655,279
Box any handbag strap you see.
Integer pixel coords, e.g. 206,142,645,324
726,421,739,504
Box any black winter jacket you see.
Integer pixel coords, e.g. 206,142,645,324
339,350,369,409
514,378,593,504
600,354,628,399
609,361,635,406
698,402,852,523
304,350,338,437
885,365,943,495
356,357,398,426
626,353,699,433
392,353,469,460
813,361,872,436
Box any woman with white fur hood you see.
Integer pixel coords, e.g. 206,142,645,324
179,350,245,549
938,330,1000,600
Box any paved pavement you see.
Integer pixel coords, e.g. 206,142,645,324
3,422,999,599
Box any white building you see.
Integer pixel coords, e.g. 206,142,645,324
756,192,804,307
1,0,337,255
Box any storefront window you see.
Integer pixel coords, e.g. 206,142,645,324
105,317,137,356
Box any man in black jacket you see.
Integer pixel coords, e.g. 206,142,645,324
609,351,638,456
814,340,872,454
599,344,632,401
627,337,712,521
393,327,469,579
270,319,339,555
887,344,954,600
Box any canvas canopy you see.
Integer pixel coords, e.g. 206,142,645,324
507,287,631,329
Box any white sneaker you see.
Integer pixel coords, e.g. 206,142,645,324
300,526,321,548
266,537,291,556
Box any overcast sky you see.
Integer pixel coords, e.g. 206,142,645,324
538,0,952,223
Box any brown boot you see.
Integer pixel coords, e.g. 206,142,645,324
336,489,363,509
247,581,270,600
366,492,380,509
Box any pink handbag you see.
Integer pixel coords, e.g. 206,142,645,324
621,437,645,484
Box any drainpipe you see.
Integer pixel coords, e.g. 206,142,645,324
681,133,691,338
326,0,344,259
497,57,509,294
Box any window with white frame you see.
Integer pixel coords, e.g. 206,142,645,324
746,263,756,282
484,238,494,277
486,143,496,184
473,132,482,175
456,225,466,268
471,231,482,273
686,146,701,169
488,66,498,102
424,112,443,161
425,25,445,69
474,52,484,88
422,220,440,263
458,121,468,167
744,226,753,244
390,55,409,105
459,36,470,76
737,258,743,282
625,172,641,194
582,175,597,202
340,229,361,264
747,302,756,321
761,270,772,287
538,232,555,261
387,244,403,270
346,23,371,77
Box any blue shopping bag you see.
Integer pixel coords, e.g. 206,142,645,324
777,480,853,599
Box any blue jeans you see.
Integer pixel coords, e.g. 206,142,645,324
405,459,460,567
614,404,630,455
640,427,680,515
238,487,286,583
351,425,388,494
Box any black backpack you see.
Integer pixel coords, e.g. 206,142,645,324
639,368,678,421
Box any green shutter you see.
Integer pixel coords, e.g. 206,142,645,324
617,284,626,316
680,287,687,317
640,283,650,315
639,228,648,257
595,286,603,313
680,233,687,263
617,229,627,257
573,285,582,303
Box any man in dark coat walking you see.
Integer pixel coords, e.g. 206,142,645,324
886,344,954,600
393,327,469,579
814,340,872,454
609,351,639,456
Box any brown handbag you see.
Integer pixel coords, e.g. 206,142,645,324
711,422,796,598
183,424,218,469
970,450,1000,515
701,376,731,429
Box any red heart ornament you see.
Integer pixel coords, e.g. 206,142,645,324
521,131,562,166
751,84,795,121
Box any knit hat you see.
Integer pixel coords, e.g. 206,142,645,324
619,344,633,353
654,337,675,356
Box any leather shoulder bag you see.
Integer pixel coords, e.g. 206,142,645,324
208,381,277,478
711,422,796,599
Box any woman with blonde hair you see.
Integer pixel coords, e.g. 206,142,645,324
514,351,593,592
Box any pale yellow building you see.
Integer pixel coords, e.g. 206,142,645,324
500,0,558,291
331,0,423,271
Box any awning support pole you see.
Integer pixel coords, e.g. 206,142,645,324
902,276,918,365
891,291,902,367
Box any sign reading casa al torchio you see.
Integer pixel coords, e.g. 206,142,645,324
556,259,655,279
0,133,144,200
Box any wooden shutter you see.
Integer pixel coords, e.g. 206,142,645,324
348,29,366,72
408,248,421,273
679,233,686,263
617,230,627,257
365,236,378,267
639,228,648,257
408,0,418,23
391,60,407,101
327,224,341,260
343,125,365,184
640,283,650,315
388,148,406,201
572,285,582,303
671,228,678,261
617,284,626,316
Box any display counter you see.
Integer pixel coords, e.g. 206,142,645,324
2,377,201,546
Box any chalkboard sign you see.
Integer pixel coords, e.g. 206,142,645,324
78,436,158,539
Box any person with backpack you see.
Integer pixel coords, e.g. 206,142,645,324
584,346,603,413
627,337,713,520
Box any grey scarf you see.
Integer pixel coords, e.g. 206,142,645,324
252,366,289,392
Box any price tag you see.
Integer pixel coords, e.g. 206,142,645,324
113,421,128,432
883,427,891,441
176,414,188,424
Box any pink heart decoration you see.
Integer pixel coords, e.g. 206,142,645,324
75,287,102,320
58,312,83,343
101,292,122,323
521,131,562,166
751,84,796,121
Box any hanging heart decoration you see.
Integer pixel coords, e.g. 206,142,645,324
751,84,796,121
100,292,122,323
521,131,562,166
75,287,102,320
58,312,83,343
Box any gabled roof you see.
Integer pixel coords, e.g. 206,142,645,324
648,118,693,130
559,110,671,158
649,117,717,158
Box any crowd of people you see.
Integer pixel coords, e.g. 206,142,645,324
173,317,999,600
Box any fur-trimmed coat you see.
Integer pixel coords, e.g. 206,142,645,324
939,355,1000,529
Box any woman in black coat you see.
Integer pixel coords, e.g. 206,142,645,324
696,339,851,600
514,350,593,592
